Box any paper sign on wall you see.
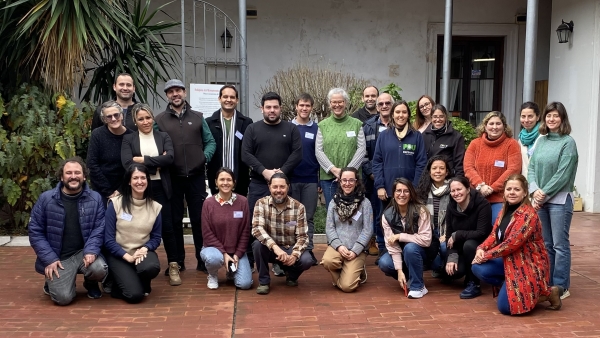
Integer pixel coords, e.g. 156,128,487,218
189,84,224,113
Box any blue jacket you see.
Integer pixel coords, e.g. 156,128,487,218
372,128,427,196
28,183,105,274
291,120,320,184
362,114,389,177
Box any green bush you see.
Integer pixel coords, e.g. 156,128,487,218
314,204,326,234
0,85,93,228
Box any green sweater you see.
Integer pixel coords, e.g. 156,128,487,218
527,132,578,200
316,114,366,181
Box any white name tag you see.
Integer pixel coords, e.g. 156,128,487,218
346,131,356,137
235,131,243,140
305,132,314,139
286,221,297,227
494,160,505,168
352,211,362,221
233,211,243,218
378,126,387,132
120,213,133,222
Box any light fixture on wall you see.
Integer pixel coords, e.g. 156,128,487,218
221,29,233,49
556,20,574,43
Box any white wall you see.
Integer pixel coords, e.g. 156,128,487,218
548,0,600,212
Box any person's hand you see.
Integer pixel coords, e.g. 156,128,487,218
223,253,235,272
447,236,455,249
282,255,297,266
123,253,136,264
273,245,288,262
133,247,148,265
330,167,341,179
533,190,546,204
346,251,357,261
532,200,542,210
83,254,96,268
133,156,144,163
377,188,388,201
386,234,400,246
44,261,64,280
445,262,458,276
337,246,350,259
480,185,493,197
472,249,487,264
262,169,277,181
397,270,407,290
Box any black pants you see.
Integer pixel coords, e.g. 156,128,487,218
445,239,480,284
150,180,177,263
106,251,160,304
171,174,207,266
252,240,313,285
246,180,271,266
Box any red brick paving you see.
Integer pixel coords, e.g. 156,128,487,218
2,213,600,337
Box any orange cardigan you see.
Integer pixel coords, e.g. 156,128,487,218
463,133,522,203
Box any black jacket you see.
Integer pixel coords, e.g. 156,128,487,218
91,101,138,132
205,109,253,196
422,121,465,177
121,131,174,199
446,189,492,257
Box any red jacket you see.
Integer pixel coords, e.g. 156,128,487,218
478,203,551,315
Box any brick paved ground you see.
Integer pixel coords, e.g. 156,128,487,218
1,213,600,337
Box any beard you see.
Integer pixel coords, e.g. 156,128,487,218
63,179,83,192
272,196,287,204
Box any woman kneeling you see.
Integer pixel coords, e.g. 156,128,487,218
322,167,373,292
472,174,562,315
104,164,162,303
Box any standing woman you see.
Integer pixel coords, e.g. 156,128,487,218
472,174,563,315
322,167,373,292
518,102,541,177
464,111,522,222
422,104,466,176
104,164,162,304
87,101,133,205
373,101,427,205
378,178,433,299
413,95,435,132
316,88,366,208
121,104,180,286
200,167,252,290
528,102,578,299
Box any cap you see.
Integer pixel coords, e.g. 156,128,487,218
164,79,186,92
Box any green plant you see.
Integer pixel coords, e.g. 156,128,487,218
255,59,369,122
0,85,93,228
381,83,403,102
450,116,477,147
314,204,326,234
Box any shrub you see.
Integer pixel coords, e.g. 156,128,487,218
0,85,93,228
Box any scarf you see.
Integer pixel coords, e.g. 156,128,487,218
518,122,540,149
220,110,237,173
333,190,365,223
394,123,408,140
426,180,450,242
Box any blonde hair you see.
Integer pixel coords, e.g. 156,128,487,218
476,111,513,138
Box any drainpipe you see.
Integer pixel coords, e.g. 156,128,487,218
239,0,248,115
523,0,538,103
441,0,453,108
181,0,186,84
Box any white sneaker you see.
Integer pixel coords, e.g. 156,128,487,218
408,286,428,299
207,274,219,290
560,289,570,300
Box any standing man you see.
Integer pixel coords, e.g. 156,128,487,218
28,157,107,305
242,91,303,269
352,86,379,123
252,173,312,294
155,79,216,272
91,73,138,131
290,93,319,265
362,93,394,264
206,85,253,196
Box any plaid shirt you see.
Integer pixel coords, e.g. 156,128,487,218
251,195,308,258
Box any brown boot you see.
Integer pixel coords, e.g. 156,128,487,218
368,237,379,256
169,262,182,286
545,286,563,310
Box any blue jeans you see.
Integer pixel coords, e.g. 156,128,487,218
537,195,573,289
290,182,317,251
200,247,253,290
472,258,510,315
431,242,448,271
491,202,503,225
320,179,338,209
378,243,427,291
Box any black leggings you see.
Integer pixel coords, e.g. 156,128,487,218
106,251,160,304
446,239,480,284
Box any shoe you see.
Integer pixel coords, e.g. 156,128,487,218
226,270,235,282
101,278,113,294
459,281,482,299
431,269,442,279
168,262,182,286
492,285,500,298
309,251,319,266
408,286,428,299
368,238,379,256
256,284,270,295
286,277,299,287
207,274,219,290
84,281,102,299
360,265,368,284
165,261,185,276
546,286,563,310
560,289,570,300
197,262,208,273
272,263,285,277
43,282,50,296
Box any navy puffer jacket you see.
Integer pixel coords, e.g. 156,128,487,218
28,182,105,274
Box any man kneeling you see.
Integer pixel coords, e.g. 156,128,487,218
251,173,312,294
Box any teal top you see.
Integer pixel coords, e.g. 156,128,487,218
527,132,578,203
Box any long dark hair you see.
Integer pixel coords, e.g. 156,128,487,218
334,167,364,196
416,155,452,201
413,95,435,130
387,178,427,234
539,101,572,135
390,100,414,130
120,163,153,213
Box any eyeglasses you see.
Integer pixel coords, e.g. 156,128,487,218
394,189,410,195
341,178,357,184
377,101,392,107
330,100,345,106
104,112,122,121
418,102,431,110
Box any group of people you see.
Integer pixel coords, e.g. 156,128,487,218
29,76,578,316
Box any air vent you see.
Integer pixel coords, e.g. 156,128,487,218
247,9,257,19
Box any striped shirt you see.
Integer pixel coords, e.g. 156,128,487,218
251,195,308,258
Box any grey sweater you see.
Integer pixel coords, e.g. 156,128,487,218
326,199,373,255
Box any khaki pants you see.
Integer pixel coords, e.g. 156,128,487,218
322,246,367,292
